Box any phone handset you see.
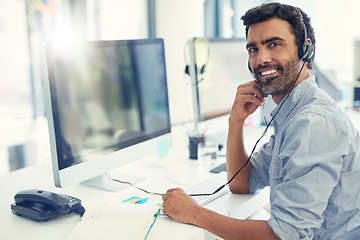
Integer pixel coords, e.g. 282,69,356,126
11,189,85,222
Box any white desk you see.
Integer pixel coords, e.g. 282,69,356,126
0,119,271,240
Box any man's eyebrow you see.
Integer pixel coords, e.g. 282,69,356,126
261,37,285,45
246,37,286,49
246,42,256,49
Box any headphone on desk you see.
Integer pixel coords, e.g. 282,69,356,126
184,37,210,81
248,19,314,74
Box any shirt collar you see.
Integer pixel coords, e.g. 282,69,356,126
270,75,317,126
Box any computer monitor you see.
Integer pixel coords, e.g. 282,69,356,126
195,38,251,121
44,38,171,191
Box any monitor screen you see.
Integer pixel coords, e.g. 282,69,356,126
197,38,251,121
44,38,171,191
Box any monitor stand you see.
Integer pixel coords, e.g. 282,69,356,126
82,173,145,192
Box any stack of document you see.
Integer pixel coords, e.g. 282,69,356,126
66,201,159,240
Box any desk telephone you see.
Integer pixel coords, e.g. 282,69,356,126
11,189,85,222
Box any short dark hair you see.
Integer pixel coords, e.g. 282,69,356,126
241,2,315,69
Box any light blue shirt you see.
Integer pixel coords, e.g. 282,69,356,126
249,76,360,239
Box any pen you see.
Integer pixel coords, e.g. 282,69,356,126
144,209,161,240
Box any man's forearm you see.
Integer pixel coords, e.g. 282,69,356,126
226,117,251,193
192,206,279,240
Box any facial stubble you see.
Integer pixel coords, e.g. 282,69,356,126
255,60,299,96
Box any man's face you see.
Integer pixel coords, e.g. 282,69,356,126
246,18,300,95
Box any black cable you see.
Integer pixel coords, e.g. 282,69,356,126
107,62,306,198
105,173,164,196
189,62,306,197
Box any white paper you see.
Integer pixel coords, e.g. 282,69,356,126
66,201,159,240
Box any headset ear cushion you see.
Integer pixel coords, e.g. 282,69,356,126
185,65,189,75
185,64,201,75
200,64,206,74
302,43,314,62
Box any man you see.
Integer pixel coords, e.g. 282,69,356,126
162,2,360,239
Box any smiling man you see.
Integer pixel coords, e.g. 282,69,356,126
162,3,360,239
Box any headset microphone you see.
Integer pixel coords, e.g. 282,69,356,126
265,58,302,82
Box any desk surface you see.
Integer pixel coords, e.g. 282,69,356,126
0,119,271,240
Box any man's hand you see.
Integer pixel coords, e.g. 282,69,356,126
230,80,266,123
162,188,201,224
162,188,280,240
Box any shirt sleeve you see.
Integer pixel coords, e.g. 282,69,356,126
268,111,348,239
248,134,275,193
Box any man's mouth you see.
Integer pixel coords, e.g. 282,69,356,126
260,68,278,77
254,64,283,82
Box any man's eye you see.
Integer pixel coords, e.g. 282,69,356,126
248,47,257,54
270,42,281,47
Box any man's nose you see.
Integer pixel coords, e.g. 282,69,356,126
256,49,272,66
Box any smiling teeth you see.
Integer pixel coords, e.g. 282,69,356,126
261,69,277,76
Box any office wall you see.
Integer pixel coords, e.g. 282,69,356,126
0,0,32,175
95,0,148,40
0,0,31,116
156,0,205,127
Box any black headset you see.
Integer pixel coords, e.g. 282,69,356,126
248,18,314,73
298,21,314,63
